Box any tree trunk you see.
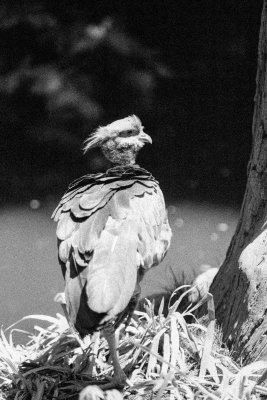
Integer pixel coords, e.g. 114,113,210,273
210,0,267,364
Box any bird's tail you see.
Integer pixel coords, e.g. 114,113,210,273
85,218,139,318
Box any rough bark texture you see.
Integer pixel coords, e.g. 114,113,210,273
210,0,267,364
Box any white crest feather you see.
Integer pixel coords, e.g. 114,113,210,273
83,115,143,153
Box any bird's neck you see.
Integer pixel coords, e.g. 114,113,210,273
101,142,138,166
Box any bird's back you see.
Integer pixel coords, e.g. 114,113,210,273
52,165,171,336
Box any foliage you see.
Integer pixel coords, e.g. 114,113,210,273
0,1,261,204
0,3,171,202
1,289,267,400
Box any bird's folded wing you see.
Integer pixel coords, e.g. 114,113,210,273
53,167,171,271
86,218,139,315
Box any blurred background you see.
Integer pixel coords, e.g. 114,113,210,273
0,0,263,329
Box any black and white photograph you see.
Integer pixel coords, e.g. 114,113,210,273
0,1,267,399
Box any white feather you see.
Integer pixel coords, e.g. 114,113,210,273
83,115,142,152
86,219,138,314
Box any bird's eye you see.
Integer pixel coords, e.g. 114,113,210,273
119,130,137,137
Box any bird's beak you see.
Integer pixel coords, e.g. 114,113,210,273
140,131,152,144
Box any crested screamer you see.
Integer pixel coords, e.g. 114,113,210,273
52,115,172,395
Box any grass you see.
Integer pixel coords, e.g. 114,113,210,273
1,287,267,400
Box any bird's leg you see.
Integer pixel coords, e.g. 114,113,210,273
86,331,100,377
100,323,127,390
79,328,125,400
54,292,86,349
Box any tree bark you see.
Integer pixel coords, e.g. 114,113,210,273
210,0,267,364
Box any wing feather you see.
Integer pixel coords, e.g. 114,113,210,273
77,204,110,253
56,212,78,241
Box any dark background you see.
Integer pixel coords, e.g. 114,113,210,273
0,0,263,205
0,1,263,329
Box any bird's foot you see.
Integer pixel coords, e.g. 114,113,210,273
99,370,127,390
79,385,123,400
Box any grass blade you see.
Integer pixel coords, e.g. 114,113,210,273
146,328,166,377
199,319,216,380
161,333,170,376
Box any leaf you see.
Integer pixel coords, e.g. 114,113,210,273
23,365,68,377
173,312,199,355
0,328,20,362
146,328,166,377
0,353,19,374
157,296,165,317
199,319,216,380
167,285,192,315
230,361,267,399
6,315,60,331
161,333,170,376
207,293,216,321
218,364,232,394
155,374,171,400
176,382,194,400
205,354,220,384
172,386,184,400
170,316,187,372
32,380,45,400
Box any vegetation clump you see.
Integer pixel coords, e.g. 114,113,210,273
1,288,267,400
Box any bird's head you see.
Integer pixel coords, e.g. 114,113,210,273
83,115,152,166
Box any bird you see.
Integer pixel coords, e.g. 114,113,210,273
52,115,172,392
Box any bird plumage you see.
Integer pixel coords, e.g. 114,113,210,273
52,115,171,389
52,165,171,332
83,115,145,152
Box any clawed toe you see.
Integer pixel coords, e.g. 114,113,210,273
99,378,125,391
79,385,104,400
79,385,123,400
99,369,127,391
